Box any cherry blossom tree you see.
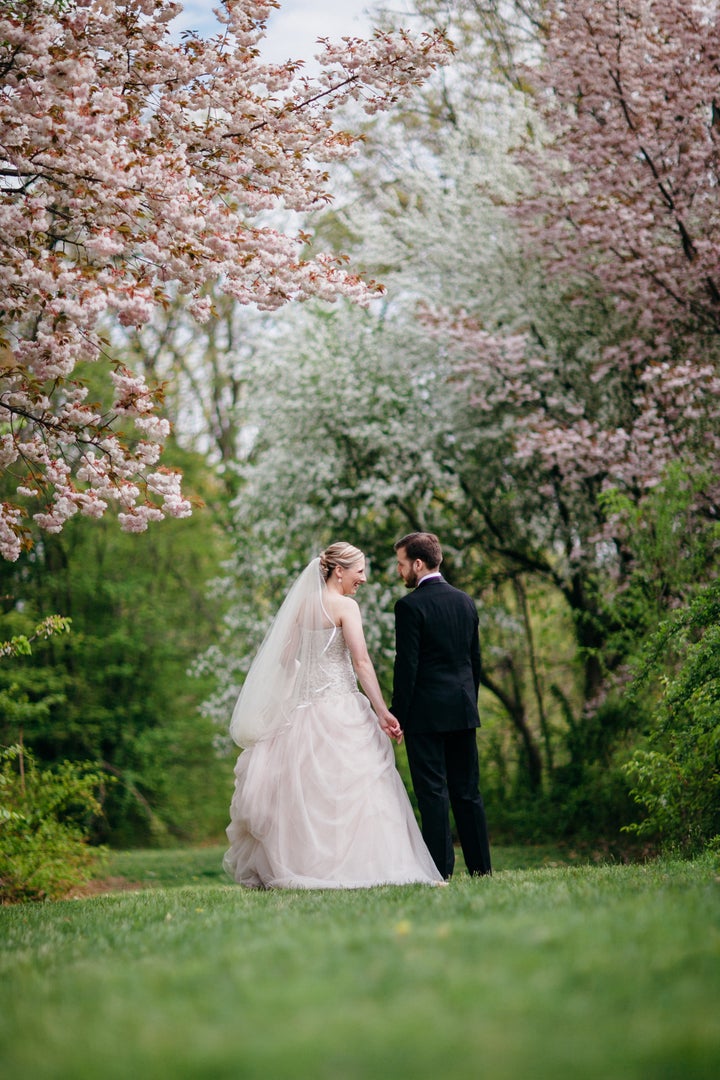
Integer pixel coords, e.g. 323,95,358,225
0,0,448,559
524,0,720,338
377,2,720,610
490,0,720,509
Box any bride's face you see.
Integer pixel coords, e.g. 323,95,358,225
343,558,367,596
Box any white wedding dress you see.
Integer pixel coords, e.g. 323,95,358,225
224,625,443,889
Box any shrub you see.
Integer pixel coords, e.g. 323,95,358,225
623,582,720,855
0,745,107,903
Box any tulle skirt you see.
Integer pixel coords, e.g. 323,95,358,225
224,689,443,889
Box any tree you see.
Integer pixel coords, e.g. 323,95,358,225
523,0,720,339
0,0,449,558
116,292,274,507
488,0,720,514
0,440,233,845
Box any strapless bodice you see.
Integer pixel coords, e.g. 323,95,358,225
299,627,357,701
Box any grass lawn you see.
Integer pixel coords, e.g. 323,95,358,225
90,840,595,891
1,847,719,1079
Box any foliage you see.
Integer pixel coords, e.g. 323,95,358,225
1,857,718,1077
0,614,71,660
623,580,720,854
525,0,720,340
486,0,720,540
0,0,449,558
599,464,720,650
0,444,232,846
0,744,106,903
116,295,275,502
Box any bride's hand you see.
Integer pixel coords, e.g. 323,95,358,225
379,710,403,744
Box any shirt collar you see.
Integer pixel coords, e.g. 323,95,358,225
417,571,443,585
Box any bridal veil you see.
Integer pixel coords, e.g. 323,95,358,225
229,557,335,748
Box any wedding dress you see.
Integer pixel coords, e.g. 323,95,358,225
223,562,443,889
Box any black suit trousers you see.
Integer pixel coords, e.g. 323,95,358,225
405,729,492,879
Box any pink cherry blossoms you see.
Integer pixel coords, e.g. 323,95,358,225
523,0,720,334
0,0,449,559
519,0,720,495
434,1,720,548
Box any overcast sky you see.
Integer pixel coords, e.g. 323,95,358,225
172,1,378,66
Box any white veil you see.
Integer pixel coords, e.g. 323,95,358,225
229,557,336,748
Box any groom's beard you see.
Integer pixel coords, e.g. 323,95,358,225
403,570,418,589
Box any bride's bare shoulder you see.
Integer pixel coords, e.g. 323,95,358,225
337,595,361,623
323,592,359,626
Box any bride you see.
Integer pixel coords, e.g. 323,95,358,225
224,542,443,888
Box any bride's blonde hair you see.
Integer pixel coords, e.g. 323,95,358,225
319,542,363,581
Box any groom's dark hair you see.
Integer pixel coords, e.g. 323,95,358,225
394,532,442,569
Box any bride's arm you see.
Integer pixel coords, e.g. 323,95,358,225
339,599,403,742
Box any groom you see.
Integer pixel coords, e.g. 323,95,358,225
391,532,492,880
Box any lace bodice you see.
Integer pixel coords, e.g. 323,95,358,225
299,627,357,702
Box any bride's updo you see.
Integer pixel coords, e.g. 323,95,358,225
319,542,364,581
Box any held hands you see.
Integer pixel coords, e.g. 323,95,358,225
379,710,403,744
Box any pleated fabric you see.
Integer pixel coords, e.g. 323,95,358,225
224,629,443,889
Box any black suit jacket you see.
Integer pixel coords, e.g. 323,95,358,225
391,577,481,734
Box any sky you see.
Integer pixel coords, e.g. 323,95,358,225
172,1,378,66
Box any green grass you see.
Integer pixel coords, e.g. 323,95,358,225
98,841,595,891
1,849,719,1079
